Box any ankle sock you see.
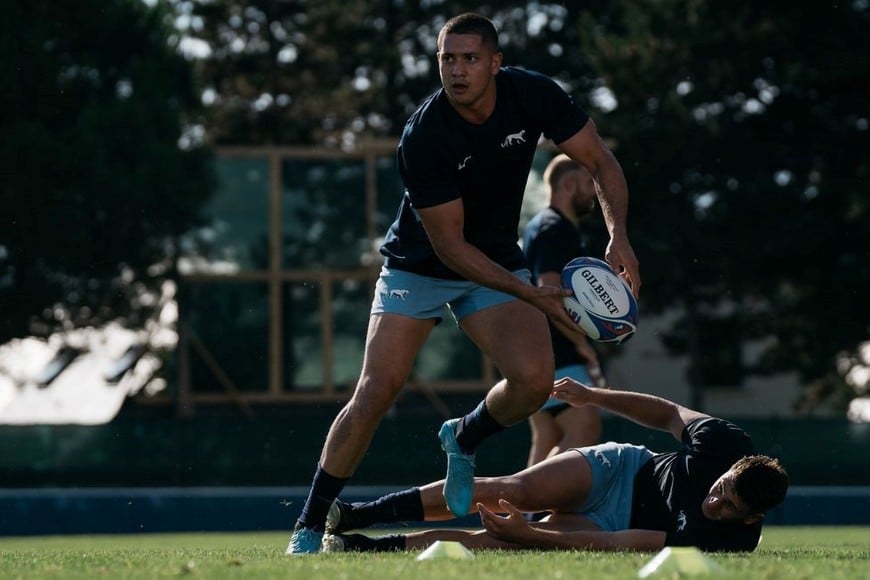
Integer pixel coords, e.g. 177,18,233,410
455,400,504,453
350,487,423,527
343,533,407,552
297,464,348,532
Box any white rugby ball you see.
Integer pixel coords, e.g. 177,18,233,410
561,257,638,344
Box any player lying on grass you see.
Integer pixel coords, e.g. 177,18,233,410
321,379,789,553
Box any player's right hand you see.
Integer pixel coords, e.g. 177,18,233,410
605,235,641,299
551,377,594,406
525,285,587,342
477,500,533,543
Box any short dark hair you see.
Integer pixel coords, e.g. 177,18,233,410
732,455,789,514
437,13,499,52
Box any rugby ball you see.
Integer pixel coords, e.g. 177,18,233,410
561,257,638,344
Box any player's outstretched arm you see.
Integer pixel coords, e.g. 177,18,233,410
557,120,641,298
478,500,665,551
551,378,709,440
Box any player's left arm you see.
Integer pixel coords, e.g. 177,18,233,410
479,500,665,551
418,199,536,299
418,200,583,339
551,380,710,441
557,120,641,298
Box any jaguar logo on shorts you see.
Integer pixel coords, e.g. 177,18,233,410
677,510,688,531
593,449,613,469
388,289,410,300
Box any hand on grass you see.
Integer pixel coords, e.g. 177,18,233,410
478,500,533,543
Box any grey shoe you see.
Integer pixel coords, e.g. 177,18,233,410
320,533,347,553
325,500,347,533
326,499,368,533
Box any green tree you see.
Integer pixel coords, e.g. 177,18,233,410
572,0,870,410
186,0,400,144
184,1,592,144
0,0,214,342
183,1,868,409
184,2,592,387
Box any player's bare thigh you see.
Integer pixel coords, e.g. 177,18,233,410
460,300,554,388
354,313,436,400
473,448,593,513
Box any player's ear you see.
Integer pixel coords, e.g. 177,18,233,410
491,50,503,73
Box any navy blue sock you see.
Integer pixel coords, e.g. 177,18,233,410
455,400,504,454
297,464,348,532
350,488,424,527
370,534,407,552
343,533,407,552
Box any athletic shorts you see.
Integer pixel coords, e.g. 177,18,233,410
541,364,593,414
370,266,531,322
570,442,654,531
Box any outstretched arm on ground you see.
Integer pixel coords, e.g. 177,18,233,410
476,500,665,551
551,378,709,441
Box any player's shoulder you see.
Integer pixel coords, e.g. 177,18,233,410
400,90,453,150
498,66,565,93
685,416,747,437
404,90,447,131
683,416,754,455
534,207,569,230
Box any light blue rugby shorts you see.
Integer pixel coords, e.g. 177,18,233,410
569,441,654,531
370,266,532,322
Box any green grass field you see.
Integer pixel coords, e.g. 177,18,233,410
1,527,869,579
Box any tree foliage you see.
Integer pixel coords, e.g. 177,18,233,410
9,1,864,409
0,0,214,342
185,1,868,409
571,0,870,408
185,1,600,145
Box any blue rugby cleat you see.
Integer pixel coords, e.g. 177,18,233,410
439,418,476,517
285,525,323,555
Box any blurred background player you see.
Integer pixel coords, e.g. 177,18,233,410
523,154,608,470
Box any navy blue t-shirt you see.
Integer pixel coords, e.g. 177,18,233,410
523,207,589,368
380,67,590,279
629,417,762,552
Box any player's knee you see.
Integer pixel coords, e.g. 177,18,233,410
506,365,552,401
514,377,554,411
349,375,403,418
476,475,532,507
498,476,536,507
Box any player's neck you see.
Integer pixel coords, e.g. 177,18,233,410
551,201,579,226
449,88,497,124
